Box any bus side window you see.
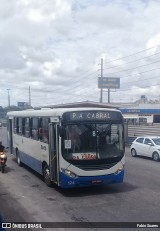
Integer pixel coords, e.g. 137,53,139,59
39,118,49,144
31,118,39,140
17,117,23,135
14,117,18,134
24,117,30,138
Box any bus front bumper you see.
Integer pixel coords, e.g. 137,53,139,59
60,170,124,188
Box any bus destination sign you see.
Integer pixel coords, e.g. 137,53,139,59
64,111,122,121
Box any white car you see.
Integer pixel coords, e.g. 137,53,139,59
130,136,160,161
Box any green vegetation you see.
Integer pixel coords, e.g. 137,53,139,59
0,106,21,119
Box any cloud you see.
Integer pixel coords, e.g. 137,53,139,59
0,0,160,107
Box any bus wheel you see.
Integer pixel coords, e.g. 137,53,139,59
131,148,137,157
43,164,52,187
16,151,22,166
152,152,159,161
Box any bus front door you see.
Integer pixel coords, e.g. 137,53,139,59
49,123,59,185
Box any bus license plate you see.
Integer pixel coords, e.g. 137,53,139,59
92,179,103,184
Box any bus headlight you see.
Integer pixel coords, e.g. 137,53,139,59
114,167,124,175
0,154,6,158
62,169,78,178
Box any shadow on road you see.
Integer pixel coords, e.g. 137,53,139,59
1,166,15,173
11,157,44,181
9,155,138,197
57,182,138,197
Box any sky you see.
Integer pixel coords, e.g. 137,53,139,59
1,0,160,107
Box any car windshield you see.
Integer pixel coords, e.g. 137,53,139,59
61,122,124,161
152,138,160,145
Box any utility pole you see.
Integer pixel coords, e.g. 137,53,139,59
108,88,110,103
100,58,103,103
29,86,31,107
7,89,10,108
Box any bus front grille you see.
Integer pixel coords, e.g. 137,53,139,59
74,162,117,171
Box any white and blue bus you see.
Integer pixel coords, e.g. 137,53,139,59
7,107,125,188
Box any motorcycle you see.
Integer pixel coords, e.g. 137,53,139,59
0,151,7,173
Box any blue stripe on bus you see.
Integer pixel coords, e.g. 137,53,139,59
18,151,43,175
12,151,124,188
60,170,124,188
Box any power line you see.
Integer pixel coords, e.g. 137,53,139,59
5,54,160,104
8,64,160,100
4,70,97,95
117,82,160,92
57,66,160,93
103,51,160,71
114,67,160,79
7,53,160,97
11,65,160,101
122,74,160,86
103,43,160,65
103,59,160,76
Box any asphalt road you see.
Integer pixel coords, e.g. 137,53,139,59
0,127,160,231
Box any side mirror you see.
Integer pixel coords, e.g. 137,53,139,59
148,143,153,146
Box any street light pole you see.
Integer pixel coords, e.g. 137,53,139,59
100,58,103,103
29,86,31,107
7,89,10,108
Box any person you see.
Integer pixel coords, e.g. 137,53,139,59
69,126,81,152
0,141,5,152
0,141,7,163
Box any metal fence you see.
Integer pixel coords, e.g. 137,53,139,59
124,123,160,145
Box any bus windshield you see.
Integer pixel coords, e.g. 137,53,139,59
61,123,124,162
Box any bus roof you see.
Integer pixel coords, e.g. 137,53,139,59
7,107,121,118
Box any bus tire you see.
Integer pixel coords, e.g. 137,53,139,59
43,164,52,187
131,148,137,157
16,151,22,166
152,152,159,161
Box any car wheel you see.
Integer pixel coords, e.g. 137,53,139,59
131,148,137,157
43,164,52,187
152,152,159,161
